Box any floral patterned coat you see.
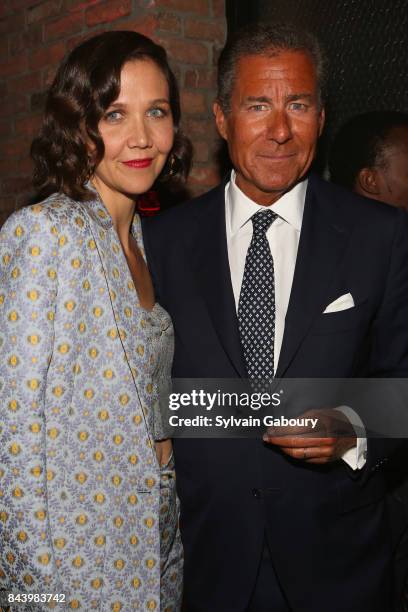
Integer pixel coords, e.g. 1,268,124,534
0,191,182,611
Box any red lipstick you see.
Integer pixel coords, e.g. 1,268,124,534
122,158,153,168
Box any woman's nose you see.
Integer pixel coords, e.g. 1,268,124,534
127,117,152,148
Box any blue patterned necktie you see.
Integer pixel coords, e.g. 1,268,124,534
238,209,278,381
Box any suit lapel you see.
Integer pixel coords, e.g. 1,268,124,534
276,176,351,377
190,184,247,378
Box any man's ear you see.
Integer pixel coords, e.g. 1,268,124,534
213,101,228,141
318,107,325,137
357,167,381,196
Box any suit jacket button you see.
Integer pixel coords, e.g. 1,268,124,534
252,488,262,499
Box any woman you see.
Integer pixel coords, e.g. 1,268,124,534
0,31,191,611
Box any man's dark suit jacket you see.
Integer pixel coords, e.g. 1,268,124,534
143,173,408,612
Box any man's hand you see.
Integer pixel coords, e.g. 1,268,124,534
262,408,357,464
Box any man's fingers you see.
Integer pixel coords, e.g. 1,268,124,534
264,435,336,448
280,445,335,460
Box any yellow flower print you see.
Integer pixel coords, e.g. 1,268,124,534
27,289,38,301
9,442,21,455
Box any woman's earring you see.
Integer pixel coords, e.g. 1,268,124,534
85,153,95,182
168,153,177,177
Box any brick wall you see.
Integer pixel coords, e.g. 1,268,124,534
0,0,226,225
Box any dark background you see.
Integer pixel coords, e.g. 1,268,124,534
226,0,408,171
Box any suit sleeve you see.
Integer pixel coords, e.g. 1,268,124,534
364,210,408,476
0,206,64,597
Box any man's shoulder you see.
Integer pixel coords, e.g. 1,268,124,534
143,182,225,236
308,173,400,228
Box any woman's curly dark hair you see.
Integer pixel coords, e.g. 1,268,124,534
31,30,192,201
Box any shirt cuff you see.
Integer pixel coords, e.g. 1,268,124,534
334,406,367,470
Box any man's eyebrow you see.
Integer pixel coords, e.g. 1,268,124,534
243,96,272,104
242,94,315,105
286,93,314,102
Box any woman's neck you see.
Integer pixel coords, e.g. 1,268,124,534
91,177,137,251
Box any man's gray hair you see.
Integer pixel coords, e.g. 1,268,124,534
217,23,327,113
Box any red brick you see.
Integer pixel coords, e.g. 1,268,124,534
157,37,208,65
113,14,158,38
0,37,7,60
0,53,28,78
187,183,208,197
18,156,34,176
15,113,43,138
185,18,225,44
181,90,207,115
193,140,209,163
0,119,13,139
27,1,63,24
212,0,225,18
170,62,181,82
43,65,59,87
183,117,211,137
30,42,66,70
9,34,24,57
155,0,209,15
0,5,9,19
7,72,42,94
157,12,181,34
9,26,43,56
66,28,105,51
9,0,39,9
212,44,223,66
64,0,101,11
45,11,84,42
0,157,19,176
1,176,32,195
0,12,25,34
1,138,30,158
86,0,131,26
2,94,29,116
188,164,219,187
184,67,216,89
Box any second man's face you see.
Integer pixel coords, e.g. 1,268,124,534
214,51,325,205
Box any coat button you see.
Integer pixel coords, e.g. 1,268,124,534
252,488,262,499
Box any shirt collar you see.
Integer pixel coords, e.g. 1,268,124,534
227,169,307,235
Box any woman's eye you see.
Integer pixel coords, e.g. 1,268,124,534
147,107,168,118
104,110,122,122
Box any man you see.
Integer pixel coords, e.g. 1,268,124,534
143,24,408,611
330,110,408,611
329,110,408,210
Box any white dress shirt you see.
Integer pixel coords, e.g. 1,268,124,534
225,170,366,469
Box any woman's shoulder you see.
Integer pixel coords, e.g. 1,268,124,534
2,192,88,237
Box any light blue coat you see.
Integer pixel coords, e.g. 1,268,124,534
0,190,182,611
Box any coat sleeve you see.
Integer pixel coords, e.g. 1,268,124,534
363,210,408,477
0,205,64,598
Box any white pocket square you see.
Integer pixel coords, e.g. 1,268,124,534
323,292,355,313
